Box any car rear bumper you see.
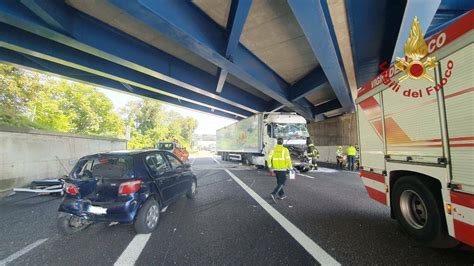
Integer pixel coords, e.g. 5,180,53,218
58,194,147,224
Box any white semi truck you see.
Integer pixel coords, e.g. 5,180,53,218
356,12,473,248
216,112,310,170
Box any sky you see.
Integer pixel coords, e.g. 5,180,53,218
97,88,236,135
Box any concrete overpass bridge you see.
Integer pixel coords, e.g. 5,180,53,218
0,0,471,121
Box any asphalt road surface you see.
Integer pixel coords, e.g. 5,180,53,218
1,156,473,265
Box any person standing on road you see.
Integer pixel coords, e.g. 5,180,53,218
336,146,343,169
267,137,292,203
347,144,357,171
306,137,319,170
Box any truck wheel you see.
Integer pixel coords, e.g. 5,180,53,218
134,199,160,234
392,176,458,248
242,155,251,165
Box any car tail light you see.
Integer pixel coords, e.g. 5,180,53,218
66,185,79,195
118,180,142,195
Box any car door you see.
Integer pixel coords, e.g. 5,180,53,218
164,152,191,196
145,152,176,204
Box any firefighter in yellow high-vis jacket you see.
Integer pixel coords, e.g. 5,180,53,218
306,137,319,169
267,137,292,203
347,144,357,171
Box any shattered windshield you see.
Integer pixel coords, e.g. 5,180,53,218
273,123,309,139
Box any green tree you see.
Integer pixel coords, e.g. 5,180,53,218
30,82,73,132
124,99,166,134
180,117,198,147
0,64,42,115
122,99,198,149
0,63,124,138
0,62,198,145
59,82,124,136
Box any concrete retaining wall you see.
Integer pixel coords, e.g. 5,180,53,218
0,127,127,194
308,113,358,163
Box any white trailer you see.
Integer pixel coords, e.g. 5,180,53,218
216,112,310,169
356,12,473,247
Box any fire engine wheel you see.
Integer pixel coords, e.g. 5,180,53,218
392,176,458,248
400,190,427,228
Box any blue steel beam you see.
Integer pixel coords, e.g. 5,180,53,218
391,0,441,62
0,1,267,114
271,98,341,115
427,0,474,36
216,0,252,93
313,99,341,114
111,0,315,120
426,10,467,37
289,67,330,101
0,48,240,120
346,0,406,88
439,0,474,9
0,23,253,118
270,96,340,119
216,69,228,94
20,0,71,33
294,98,315,114
287,0,353,111
225,0,252,61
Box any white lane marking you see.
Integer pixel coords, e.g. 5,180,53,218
114,234,151,266
224,169,340,265
297,173,314,179
211,156,221,165
0,238,48,265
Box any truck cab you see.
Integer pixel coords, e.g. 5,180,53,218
263,113,310,170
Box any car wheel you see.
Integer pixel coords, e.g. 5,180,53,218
186,179,198,199
392,176,458,248
134,199,160,234
57,212,90,235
